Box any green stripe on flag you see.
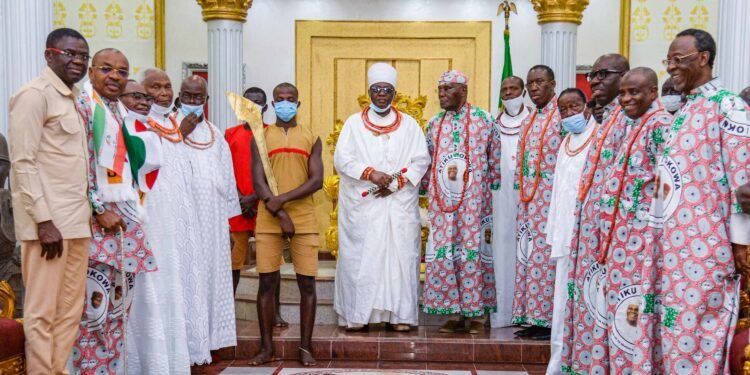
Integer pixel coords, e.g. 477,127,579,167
121,123,147,182
92,104,106,156
498,29,513,111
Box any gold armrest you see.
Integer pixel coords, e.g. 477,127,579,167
0,280,15,319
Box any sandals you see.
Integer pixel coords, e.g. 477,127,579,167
439,319,464,333
392,324,411,332
468,320,484,335
299,346,317,367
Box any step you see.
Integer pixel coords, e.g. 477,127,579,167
235,261,462,326
230,321,551,365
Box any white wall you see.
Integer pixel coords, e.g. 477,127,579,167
163,0,620,117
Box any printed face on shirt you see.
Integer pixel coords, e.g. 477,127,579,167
89,49,130,100
447,164,458,181
91,291,103,309
626,304,639,327
484,228,492,244
114,286,123,301
619,70,658,120
45,35,90,86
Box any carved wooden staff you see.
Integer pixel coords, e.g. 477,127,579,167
225,92,279,195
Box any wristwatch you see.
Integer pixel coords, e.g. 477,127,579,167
93,204,106,216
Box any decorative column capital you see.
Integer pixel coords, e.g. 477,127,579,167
196,0,252,23
530,0,589,25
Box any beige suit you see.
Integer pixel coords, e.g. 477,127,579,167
9,67,91,375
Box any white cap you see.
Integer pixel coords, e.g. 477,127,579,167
367,62,397,88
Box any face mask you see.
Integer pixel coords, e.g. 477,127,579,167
127,110,148,124
180,103,204,118
274,101,298,122
562,112,588,134
150,103,172,117
503,93,525,116
369,102,391,114
661,95,682,113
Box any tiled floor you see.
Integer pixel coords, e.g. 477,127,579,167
192,321,551,375
190,360,543,375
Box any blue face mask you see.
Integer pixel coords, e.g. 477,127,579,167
561,112,588,134
180,103,204,118
274,100,298,122
369,102,391,114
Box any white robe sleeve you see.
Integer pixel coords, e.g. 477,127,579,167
729,212,750,245
218,134,241,219
402,121,431,187
334,119,369,180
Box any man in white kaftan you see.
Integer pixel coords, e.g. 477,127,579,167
544,89,597,375
127,69,192,374
175,75,240,364
333,63,430,331
490,76,529,328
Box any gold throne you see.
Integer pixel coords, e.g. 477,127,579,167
323,92,430,259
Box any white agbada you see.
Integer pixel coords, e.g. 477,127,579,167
176,113,241,364
545,115,597,375
127,110,192,374
333,105,430,327
489,105,529,327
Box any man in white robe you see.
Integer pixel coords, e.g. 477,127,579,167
490,76,529,328
545,89,597,375
333,63,430,331
126,69,193,374
175,75,241,364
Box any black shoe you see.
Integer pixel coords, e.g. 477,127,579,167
530,327,552,340
513,326,537,337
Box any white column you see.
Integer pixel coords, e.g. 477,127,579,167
716,0,750,93
206,19,244,131
540,22,578,94
0,1,53,135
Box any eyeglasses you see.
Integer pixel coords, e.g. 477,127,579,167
92,65,129,79
662,51,700,67
526,79,550,88
180,92,207,103
370,86,395,95
586,69,624,82
46,47,90,62
119,92,154,104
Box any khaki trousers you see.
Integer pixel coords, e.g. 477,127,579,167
22,238,89,375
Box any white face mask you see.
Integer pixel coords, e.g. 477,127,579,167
503,93,525,116
127,110,149,123
661,95,682,113
149,103,172,118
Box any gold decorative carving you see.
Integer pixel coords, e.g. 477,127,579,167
78,2,97,38
689,0,709,30
662,0,682,41
0,355,24,375
104,2,124,39
53,1,67,29
325,93,429,258
529,0,590,25
195,0,253,23
0,280,15,319
632,0,650,42
135,1,155,40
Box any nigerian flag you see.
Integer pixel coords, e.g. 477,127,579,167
498,28,513,111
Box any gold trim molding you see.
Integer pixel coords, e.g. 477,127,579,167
196,0,252,23
530,0,590,25
0,355,24,375
619,0,631,59
155,0,165,69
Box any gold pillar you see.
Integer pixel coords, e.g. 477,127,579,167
155,0,166,69
529,0,589,25
195,0,253,22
